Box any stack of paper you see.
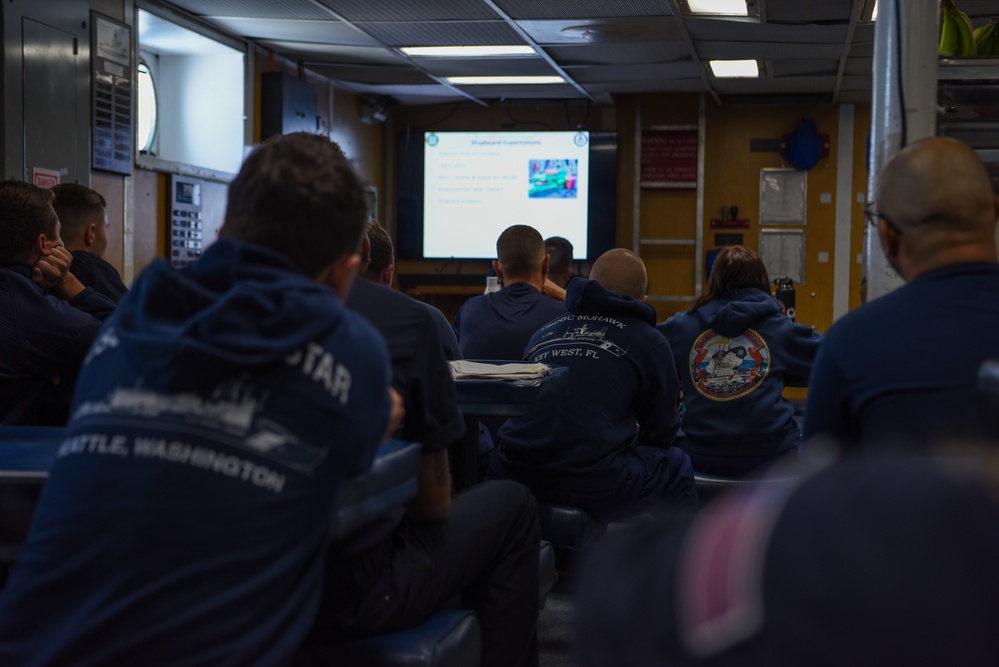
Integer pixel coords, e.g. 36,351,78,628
448,360,551,381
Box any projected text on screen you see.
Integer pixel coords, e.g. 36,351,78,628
423,131,590,259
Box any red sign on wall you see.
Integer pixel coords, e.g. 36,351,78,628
640,129,699,188
32,167,61,188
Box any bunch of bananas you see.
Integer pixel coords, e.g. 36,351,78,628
939,0,975,57
973,18,999,55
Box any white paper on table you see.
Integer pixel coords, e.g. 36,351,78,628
448,360,551,380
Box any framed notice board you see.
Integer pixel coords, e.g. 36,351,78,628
91,12,133,175
640,128,699,189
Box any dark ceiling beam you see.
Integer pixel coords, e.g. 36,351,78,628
479,0,596,102
306,0,489,106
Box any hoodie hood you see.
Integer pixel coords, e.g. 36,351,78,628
114,239,346,391
702,288,782,337
567,278,658,326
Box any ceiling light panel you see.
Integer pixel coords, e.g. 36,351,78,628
447,75,565,84
708,59,759,77
401,45,536,57
687,0,749,16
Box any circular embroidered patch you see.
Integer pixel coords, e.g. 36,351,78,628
689,329,770,401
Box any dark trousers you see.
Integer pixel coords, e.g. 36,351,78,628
518,445,699,522
308,480,541,667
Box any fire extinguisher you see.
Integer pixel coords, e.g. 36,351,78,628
774,277,796,321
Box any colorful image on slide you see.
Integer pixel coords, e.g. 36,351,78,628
528,159,578,199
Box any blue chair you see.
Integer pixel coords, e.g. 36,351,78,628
537,503,606,575
310,609,481,667
0,427,63,571
693,470,799,507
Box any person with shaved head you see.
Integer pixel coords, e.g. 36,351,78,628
803,136,999,450
488,248,698,520
452,224,566,361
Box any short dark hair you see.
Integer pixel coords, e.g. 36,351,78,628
497,224,545,278
545,236,574,276
0,180,57,262
224,132,368,278
51,183,107,242
689,245,771,313
365,220,394,277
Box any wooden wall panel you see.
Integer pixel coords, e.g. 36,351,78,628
91,170,125,278
130,167,164,279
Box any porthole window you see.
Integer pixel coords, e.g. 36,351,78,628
135,6,246,175
136,59,157,154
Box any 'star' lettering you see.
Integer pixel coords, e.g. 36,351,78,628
285,342,352,404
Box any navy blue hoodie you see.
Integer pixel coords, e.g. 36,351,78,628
491,279,681,493
0,239,391,666
658,288,820,471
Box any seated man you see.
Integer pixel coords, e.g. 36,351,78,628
803,137,999,450
0,181,115,426
488,248,697,520
339,226,541,667
453,224,566,361
0,133,400,665
545,235,577,289
364,219,461,360
51,183,128,303
538,235,578,302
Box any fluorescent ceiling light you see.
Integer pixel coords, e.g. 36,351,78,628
447,75,565,85
401,45,536,57
709,59,759,77
687,0,749,16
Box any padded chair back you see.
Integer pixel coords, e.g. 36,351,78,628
537,503,605,573
330,440,421,540
694,471,798,507
0,427,64,587
309,609,481,667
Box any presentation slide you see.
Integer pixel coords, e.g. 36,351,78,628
423,131,590,259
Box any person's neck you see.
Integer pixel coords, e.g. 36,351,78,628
902,244,998,282
503,275,544,292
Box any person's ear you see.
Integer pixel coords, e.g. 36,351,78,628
319,253,362,301
878,218,901,261
492,259,504,282
381,264,395,287
85,223,97,247
639,294,649,303
360,234,371,265
541,254,549,279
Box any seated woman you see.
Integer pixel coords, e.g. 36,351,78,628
657,246,820,476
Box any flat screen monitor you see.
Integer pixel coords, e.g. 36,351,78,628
396,130,617,261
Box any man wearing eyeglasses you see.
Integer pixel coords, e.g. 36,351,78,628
803,136,999,450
